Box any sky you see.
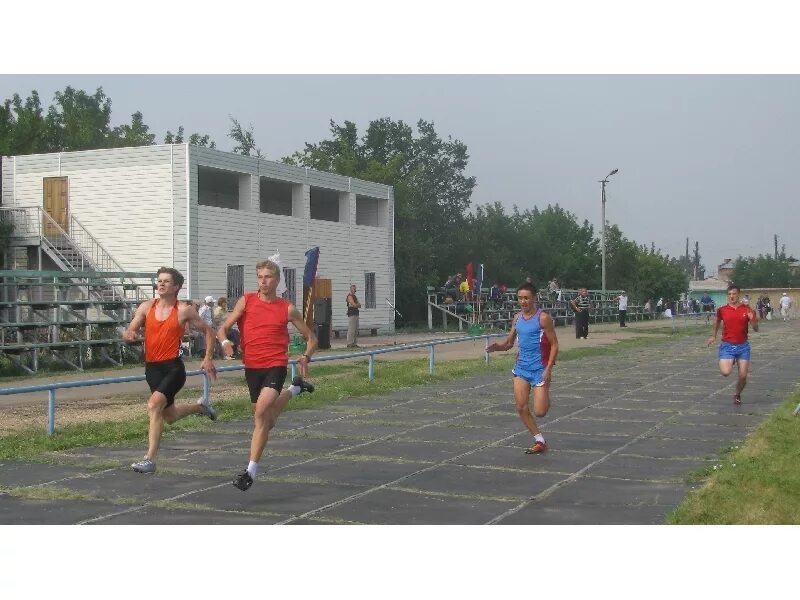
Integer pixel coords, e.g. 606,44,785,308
4,73,797,276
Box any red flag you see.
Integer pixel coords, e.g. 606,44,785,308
465,262,475,290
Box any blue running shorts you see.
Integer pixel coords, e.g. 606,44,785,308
719,341,751,361
512,365,546,387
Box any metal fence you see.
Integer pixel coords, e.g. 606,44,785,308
0,333,506,435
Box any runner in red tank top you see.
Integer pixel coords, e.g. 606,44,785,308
706,283,759,405
123,267,218,474
217,259,317,491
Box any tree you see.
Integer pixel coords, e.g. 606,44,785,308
633,252,688,304
111,111,156,147
731,254,800,288
287,117,476,321
229,116,261,157
164,126,216,148
0,91,50,155
188,132,216,149
45,86,113,151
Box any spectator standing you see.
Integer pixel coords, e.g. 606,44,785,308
755,296,765,320
196,296,215,355
779,292,792,321
700,292,714,323
489,282,501,307
214,297,239,358
616,290,629,327
570,287,591,339
346,284,362,348
547,278,559,303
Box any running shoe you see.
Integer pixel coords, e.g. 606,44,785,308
196,396,218,421
525,441,547,454
292,376,315,394
131,457,156,473
233,470,254,491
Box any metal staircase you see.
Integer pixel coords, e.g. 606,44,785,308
0,206,147,325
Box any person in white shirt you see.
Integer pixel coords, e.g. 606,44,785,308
616,291,629,327
779,292,792,321
197,296,215,355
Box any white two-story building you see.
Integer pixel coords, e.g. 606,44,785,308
0,144,396,334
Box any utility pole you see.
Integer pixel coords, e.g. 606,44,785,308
599,168,619,292
774,234,779,259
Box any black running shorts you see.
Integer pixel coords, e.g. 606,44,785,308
245,366,288,402
145,358,186,406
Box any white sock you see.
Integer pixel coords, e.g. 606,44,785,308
246,461,258,479
534,433,545,443
287,385,301,397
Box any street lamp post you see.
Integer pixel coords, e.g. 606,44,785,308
599,168,619,293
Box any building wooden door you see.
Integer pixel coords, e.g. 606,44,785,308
43,177,69,235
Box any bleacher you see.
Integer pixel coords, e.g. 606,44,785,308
0,270,156,373
426,287,653,332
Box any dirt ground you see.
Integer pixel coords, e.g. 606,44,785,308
0,318,705,435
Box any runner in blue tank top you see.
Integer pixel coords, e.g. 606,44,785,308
487,281,559,454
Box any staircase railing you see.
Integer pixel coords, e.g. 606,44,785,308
0,206,137,302
39,209,94,271
68,213,126,273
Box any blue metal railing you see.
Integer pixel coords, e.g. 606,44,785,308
0,333,506,435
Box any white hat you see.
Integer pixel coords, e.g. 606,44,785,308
782,292,788,296
204,295,215,303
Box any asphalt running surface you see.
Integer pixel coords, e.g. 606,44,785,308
1,320,798,524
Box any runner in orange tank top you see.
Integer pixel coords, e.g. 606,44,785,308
217,259,317,491
123,267,218,475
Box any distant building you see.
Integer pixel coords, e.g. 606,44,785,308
688,276,730,307
717,258,735,282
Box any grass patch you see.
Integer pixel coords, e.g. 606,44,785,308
668,391,800,524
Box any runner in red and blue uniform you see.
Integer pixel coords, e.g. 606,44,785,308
707,283,758,405
487,281,559,454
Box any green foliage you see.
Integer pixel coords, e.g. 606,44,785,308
0,86,217,155
669,392,800,524
111,111,156,147
631,249,689,303
45,86,113,151
0,91,50,154
731,253,800,288
229,116,261,157
287,118,476,321
164,125,216,148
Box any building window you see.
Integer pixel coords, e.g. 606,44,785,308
309,186,341,222
198,166,248,210
226,264,244,304
356,195,388,227
260,177,293,216
364,272,376,309
282,267,296,305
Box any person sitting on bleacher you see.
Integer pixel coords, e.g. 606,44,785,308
458,275,470,302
